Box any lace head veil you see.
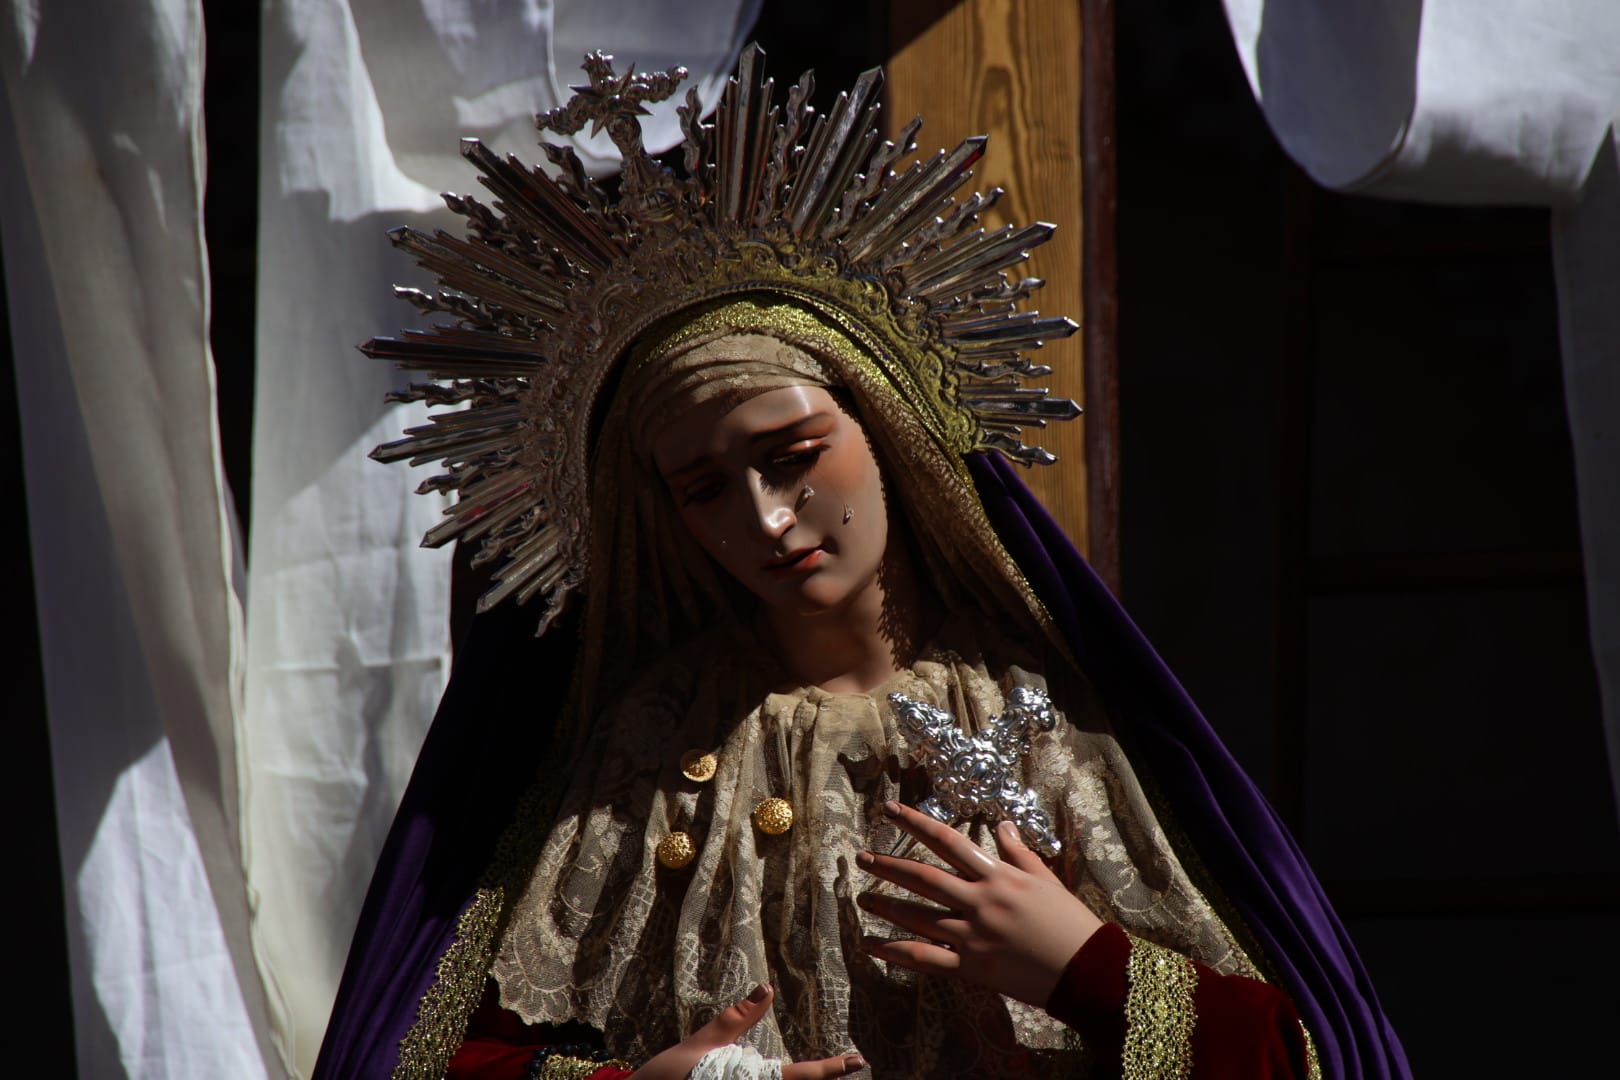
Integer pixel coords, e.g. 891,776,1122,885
573,294,1069,723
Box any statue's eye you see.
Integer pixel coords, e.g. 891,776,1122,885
681,478,724,505
770,441,828,470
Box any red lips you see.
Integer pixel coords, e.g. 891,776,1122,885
762,545,825,573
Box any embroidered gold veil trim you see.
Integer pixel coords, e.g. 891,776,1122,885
389,744,578,1080
567,295,1065,728
390,886,503,1080
1301,1020,1324,1080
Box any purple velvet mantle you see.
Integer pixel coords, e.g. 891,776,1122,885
313,456,1409,1080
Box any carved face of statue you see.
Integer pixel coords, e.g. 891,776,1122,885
652,385,890,618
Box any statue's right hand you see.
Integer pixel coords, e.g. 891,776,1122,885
630,983,866,1079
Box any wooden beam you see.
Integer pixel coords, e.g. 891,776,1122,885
1081,0,1118,591
887,0,1101,570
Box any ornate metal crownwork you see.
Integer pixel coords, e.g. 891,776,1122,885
888,686,1062,857
367,45,1080,631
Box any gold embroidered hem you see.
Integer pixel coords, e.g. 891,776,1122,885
390,885,505,1080
1122,933,1198,1080
388,741,579,1080
541,1055,633,1080
1300,1020,1323,1080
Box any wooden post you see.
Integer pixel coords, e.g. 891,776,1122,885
887,0,1115,589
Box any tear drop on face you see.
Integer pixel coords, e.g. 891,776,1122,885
654,384,890,619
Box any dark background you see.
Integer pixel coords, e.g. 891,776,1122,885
6,0,1617,1074
1110,3,1619,1075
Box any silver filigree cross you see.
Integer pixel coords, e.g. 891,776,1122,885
535,51,689,215
887,686,1062,857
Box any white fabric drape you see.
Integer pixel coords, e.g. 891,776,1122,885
248,2,759,1075
1,1,270,1076
1221,0,1620,201
1221,0,1620,815
1552,131,1620,824
6,1,756,1075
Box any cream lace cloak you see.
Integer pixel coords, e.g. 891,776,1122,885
491,613,1261,1078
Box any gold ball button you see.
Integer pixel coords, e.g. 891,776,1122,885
753,797,794,836
680,749,719,783
656,831,697,869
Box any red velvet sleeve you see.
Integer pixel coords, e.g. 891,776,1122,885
1044,923,1317,1078
446,981,635,1080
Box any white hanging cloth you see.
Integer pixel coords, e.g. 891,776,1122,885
1222,0,1620,817
3,0,759,1075
0,0,268,1075
249,2,760,1074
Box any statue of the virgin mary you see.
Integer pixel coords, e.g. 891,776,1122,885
314,46,1409,1080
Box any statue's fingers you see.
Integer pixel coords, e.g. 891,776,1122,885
880,800,997,879
691,983,774,1046
861,934,964,979
856,848,972,910
992,819,1049,875
783,1054,868,1080
856,891,970,947
629,984,773,1078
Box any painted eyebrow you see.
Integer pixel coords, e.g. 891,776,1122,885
661,411,835,480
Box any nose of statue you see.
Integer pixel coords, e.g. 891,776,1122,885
759,503,795,539
749,474,796,540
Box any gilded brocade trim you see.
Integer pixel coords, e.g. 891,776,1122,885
1117,729,1328,1080
1122,934,1198,1080
540,1055,632,1080
390,751,575,1080
1300,1020,1323,1080
1109,716,1274,988
390,885,505,1080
